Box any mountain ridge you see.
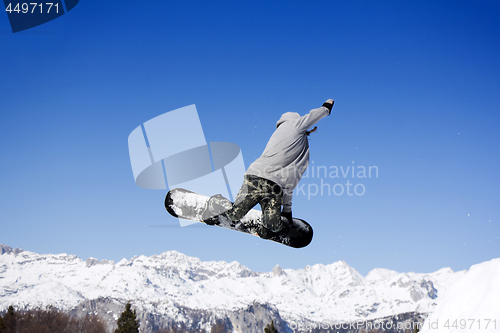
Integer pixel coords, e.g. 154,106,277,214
0,244,467,332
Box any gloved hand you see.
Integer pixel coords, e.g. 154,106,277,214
281,211,293,225
322,99,334,114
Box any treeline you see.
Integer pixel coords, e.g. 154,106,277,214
0,304,232,333
0,306,106,333
0,303,280,333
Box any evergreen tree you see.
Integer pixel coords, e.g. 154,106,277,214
0,315,5,332
264,320,278,333
2,306,16,332
114,302,140,333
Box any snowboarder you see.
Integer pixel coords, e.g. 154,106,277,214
202,99,334,239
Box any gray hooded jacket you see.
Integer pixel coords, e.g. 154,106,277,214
245,106,330,212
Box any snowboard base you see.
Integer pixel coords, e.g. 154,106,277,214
165,188,313,248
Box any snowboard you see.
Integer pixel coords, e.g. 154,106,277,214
165,188,313,248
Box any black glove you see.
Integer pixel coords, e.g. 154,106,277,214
281,211,293,225
322,99,334,114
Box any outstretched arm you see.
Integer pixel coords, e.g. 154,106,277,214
295,99,334,132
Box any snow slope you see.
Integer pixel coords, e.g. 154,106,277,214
0,244,467,326
420,258,500,333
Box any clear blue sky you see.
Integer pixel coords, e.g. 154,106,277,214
1,0,499,275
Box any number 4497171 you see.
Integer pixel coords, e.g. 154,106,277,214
5,3,59,14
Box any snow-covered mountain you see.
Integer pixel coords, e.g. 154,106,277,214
0,244,471,332
420,258,500,333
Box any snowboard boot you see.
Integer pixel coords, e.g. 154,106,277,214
202,194,233,225
257,225,278,240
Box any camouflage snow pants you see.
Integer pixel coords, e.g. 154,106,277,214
204,175,284,233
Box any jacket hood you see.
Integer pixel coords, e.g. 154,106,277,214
276,112,300,128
